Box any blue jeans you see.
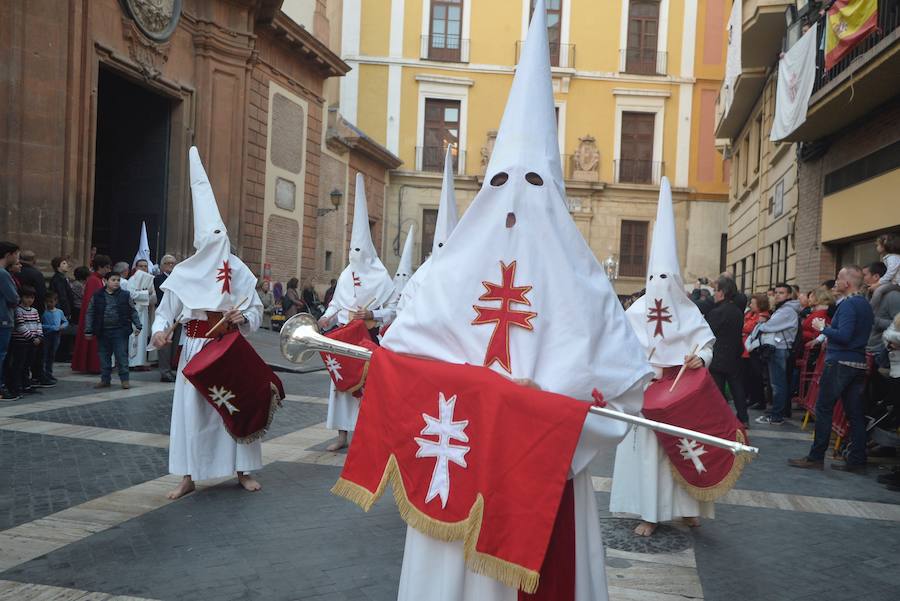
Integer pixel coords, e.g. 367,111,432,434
766,348,790,420
98,329,130,383
808,361,867,465
0,326,11,390
43,330,60,377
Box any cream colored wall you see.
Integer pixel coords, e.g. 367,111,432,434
356,63,389,143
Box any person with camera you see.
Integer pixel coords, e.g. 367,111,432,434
754,283,801,425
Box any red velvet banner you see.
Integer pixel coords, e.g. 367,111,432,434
183,331,285,443
320,320,374,394
332,347,589,594
643,367,750,501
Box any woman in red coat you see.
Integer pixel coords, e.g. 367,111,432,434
71,255,111,373
801,287,834,345
742,293,771,411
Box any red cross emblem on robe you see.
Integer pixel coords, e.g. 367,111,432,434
471,261,537,373
217,260,233,294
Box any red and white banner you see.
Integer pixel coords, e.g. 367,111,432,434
183,330,284,443
332,347,590,594
320,320,375,395
642,367,750,501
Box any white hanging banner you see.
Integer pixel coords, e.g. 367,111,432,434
722,0,743,115
771,23,819,141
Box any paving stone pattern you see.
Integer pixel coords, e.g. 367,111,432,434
263,401,328,440
0,430,169,530
20,395,174,435
1,462,406,601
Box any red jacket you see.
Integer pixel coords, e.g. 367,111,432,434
801,308,831,345
742,310,770,358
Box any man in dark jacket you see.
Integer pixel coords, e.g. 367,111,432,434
789,266,875,472
49,257,76,320
153,254,178,382
706,276,749,425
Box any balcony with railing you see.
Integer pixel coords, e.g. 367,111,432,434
416,146,465,174
619,49,667,76
420,34,470,63
614,159,664,185
782,0,900,142
515,41,575,69
714,1,793,140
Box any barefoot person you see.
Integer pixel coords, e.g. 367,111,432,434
609,178,717,537
317,174,396,452
150,147,265,500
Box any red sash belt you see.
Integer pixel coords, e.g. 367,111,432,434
185,313,234,339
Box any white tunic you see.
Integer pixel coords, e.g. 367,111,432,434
321,300,397,433
152,291,263,481
396,382,644,601
609,343,715,523
124,270,156,367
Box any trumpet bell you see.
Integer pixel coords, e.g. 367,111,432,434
280,313,322,364
279,313,374,364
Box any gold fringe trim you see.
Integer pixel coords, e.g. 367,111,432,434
331,454,541,593
232,382,284,445
669,429,754,502
343,360,370,395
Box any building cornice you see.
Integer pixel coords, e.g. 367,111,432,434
268,14,350,77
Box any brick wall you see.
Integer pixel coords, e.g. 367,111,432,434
796,97,900,291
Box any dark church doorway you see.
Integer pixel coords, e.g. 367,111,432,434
91,67,171,266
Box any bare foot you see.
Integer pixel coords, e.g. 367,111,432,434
238,473,261,492
634,521,658,537
683,517,701,528
326,431,348,452
166,476,195,500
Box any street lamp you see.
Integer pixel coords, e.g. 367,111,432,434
603,252,619,283
317,188,343,217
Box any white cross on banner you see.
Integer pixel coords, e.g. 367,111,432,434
414,392,470,508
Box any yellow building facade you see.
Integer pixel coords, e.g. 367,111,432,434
340,0,732,295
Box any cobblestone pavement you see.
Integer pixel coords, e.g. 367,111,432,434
1,365,898,601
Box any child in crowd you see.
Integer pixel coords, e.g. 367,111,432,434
871,234,900,310
7,286,42,397
41,292,69,383
84,272,141,389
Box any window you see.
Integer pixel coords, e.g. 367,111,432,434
625,0,660,75
324,250,333,272
429,0,463,61
769,241,778,287
422,98,460,172
741,135,749,187
781,236,789,283
421,209,438,262
619,112,655,184
720,233,728,275
773,179,784,218
619,220,649,277
750,252,756,291
530,0,563,66
754,113,763,174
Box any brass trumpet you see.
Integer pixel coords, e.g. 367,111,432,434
280,313,759,457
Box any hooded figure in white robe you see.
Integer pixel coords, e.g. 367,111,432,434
397,145,459,313
151,147,264,496
127,259,157,368
319,174,396,444
610,177,717,532
390,223,416,309
382,2,653,598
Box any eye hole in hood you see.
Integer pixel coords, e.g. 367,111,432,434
490,172,509,186
525,172,543,186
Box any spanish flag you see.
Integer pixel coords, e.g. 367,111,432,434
825,0,879,70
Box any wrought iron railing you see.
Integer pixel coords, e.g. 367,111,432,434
515,41,576,68
620,49,668,76
420,34,470,63
614,159,664,185
416,146,465,174
810,0,900,96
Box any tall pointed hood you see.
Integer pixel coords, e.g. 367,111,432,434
625,177,715,367
161,147,257,312
384,0,652,404
393,222,416,295
397,147,460,312
432,145,460,256
485,0,564,200
132,221,157,273
329,173,396,320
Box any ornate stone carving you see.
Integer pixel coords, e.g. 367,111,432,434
122,0,182,42
480,130,498,174
122,16,171,80
572,135,600,182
